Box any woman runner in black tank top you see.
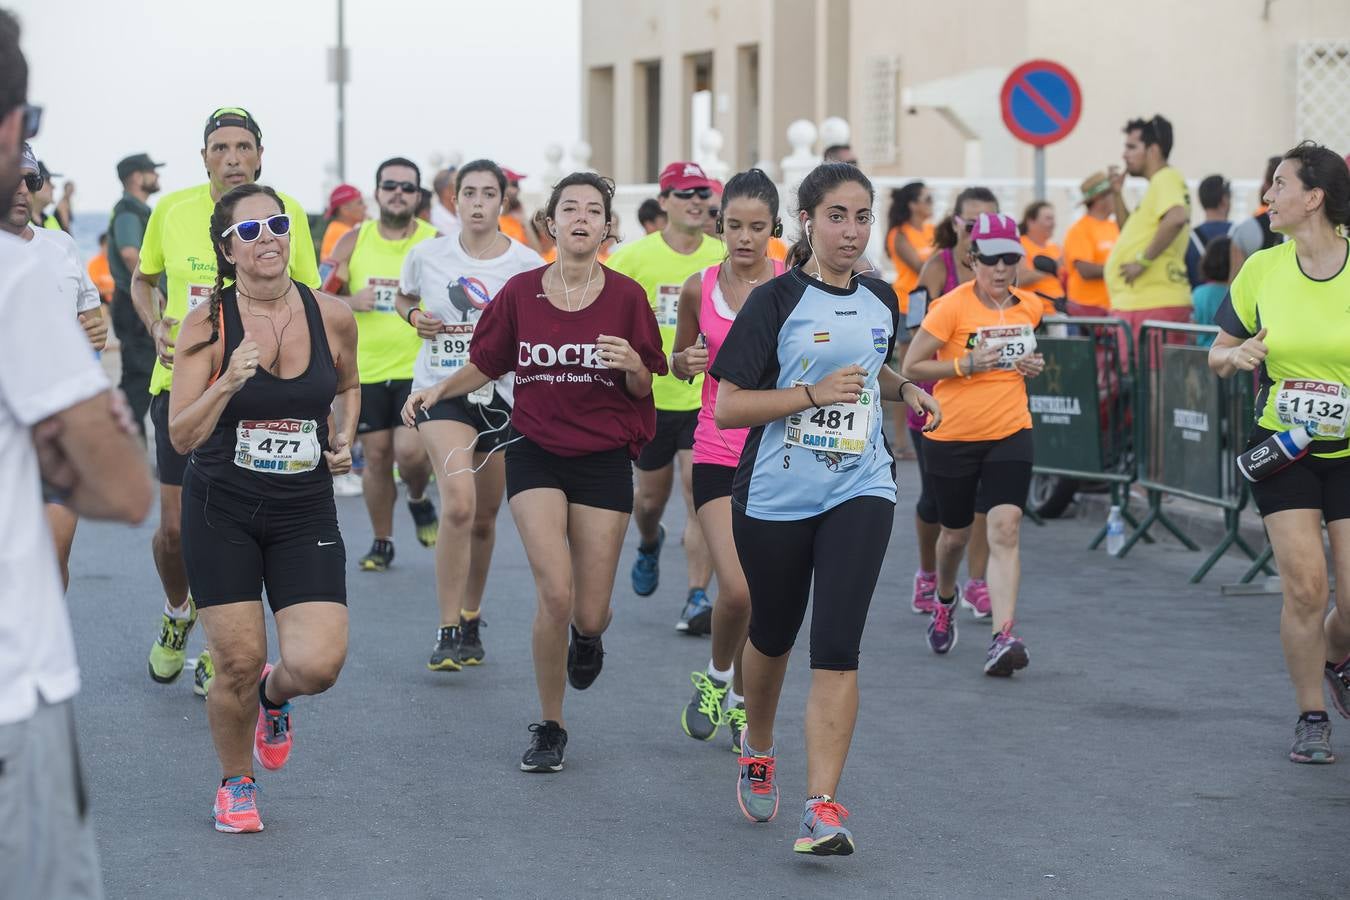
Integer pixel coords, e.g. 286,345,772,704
167,184,359,835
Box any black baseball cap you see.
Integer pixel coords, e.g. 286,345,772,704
117,153,165,181
37,160,60,180
203,106,262,147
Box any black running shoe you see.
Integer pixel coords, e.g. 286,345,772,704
359,539,395,572
427,625,462,672
408,496,439,547
520,720,568,773
566,625,604,690
458,615,485,666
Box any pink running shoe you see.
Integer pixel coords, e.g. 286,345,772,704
253,663,293,771
213,776,263,833
962,578,992,620
911,569,938,614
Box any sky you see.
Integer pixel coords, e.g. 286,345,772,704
12,0,581,213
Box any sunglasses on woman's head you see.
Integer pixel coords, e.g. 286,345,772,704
223,214,291,243
976,252,1022,267
670,187,713,200
22,173,43,193
379,179,418,194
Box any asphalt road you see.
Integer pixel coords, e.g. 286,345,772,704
65,460,1346,899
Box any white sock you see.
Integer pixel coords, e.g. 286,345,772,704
165,599,192,620
707,661,733,683
726,689,744,708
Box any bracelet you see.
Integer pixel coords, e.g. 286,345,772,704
1135,253,1153,269
406,306,420,326
896,378,913,402
953,357,963,378
803,384,821,409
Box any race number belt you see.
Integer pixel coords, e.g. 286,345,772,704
369,277,399,313
1275,379,1350,439
188,284,212,312
656,284,680,328
234,418,322,474
976,324,1036,370
785,385,876,456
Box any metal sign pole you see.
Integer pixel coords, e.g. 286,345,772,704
336,0,347,183
1034,146,1046,201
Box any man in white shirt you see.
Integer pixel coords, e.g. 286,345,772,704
430,166,460,235
0,13,153,899
4,143,110,587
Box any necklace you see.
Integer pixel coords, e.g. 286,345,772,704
242,290,296,374
720,257,770,311
236,281,291,304
459,231,504,261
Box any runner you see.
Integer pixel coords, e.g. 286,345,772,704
669,168,786,750
1210,142,1350,764
902,212,1044,675
4,144,107,588
886,181,934,300
323,157,438,572
132,106,319,698
1017,200,1065,314
712,162,937,856
908,187,999,620
396,159,543,671
605,161,724,631
318,183,365,260
107,152,163,438
170,183,357,833
403,172,666,773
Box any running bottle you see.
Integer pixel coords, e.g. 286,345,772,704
1105,505,1125,556
1236,426,1314,482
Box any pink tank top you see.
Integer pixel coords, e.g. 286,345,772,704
693,260,786,466
906,248,959,432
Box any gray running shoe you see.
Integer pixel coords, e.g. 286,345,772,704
1325,658,1350,718
726,702,746,754
681,672,727,741
1290,717,1335,764
736,747,779,823
794,797,855,856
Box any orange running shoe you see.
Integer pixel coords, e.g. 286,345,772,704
213,776,263,833
254,663,293,771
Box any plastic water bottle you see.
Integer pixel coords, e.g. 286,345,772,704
1105,505,1125,556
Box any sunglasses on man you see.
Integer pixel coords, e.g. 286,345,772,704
222,214,292,243
380,179,419,194
670,187,713,200
23,104,41,140
22,172,43,193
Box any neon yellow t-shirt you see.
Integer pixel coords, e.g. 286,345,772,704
1223,238,1350,458
43,214,61,231
604,231,725,411
1104,166,1191,311
347,219,436,383
139,183,319,395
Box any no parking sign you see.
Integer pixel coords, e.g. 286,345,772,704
1001,60,1082,198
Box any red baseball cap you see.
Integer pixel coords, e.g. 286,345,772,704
659,161,713,193
325,184,362,217
501,167,527,184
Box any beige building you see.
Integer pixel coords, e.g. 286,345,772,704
581,0,1350,190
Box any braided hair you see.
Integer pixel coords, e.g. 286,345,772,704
184,183,284,355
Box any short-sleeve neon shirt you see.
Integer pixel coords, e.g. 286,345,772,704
604,230,726,411
139,183,319,395
346,219,437,383
1104,166,1192,311
1215,238,1350,458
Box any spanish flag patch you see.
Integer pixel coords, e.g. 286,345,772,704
813,331,830,343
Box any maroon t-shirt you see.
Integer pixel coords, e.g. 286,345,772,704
471,265,667,459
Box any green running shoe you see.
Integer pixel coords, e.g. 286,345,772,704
726,702,746,754
193,650,215,699
408,497,439,548
681,671,728,741
148,599,197,683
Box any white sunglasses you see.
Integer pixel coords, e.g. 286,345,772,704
222,214,292,243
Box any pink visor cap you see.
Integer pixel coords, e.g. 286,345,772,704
970,213,1024,257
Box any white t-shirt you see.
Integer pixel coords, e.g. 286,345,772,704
401,234,544,395
29,226,102,314
431,201,460,238
0,232,109,725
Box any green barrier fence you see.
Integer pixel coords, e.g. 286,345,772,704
1026,315,1143,548
1118,321,1273,583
